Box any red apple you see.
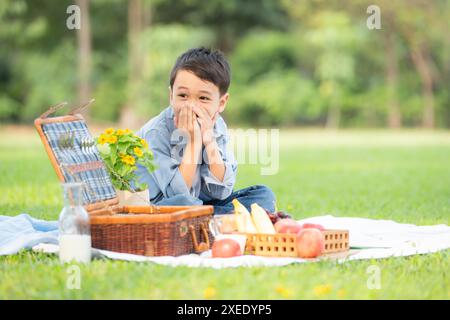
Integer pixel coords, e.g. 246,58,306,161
212,239,242,258
296,228,325,258
302,223,325,231
274,219,302,234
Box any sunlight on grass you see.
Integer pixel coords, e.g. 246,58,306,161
0,127,449,299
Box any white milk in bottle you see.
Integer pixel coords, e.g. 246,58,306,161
58,182,92,263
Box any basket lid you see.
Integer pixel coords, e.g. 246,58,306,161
35,113,119,210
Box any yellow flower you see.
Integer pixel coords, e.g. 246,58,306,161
105,128,115,135
337,289,346,299
140,139,148,149
133,147,143,157
275,286,293,299
313,284,332,297
107,135,118,144
120,155,135,166
98,134,108,145
116,129,125,136
124,128,132,134
203,287,216,299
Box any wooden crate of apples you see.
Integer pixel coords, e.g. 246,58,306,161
211,199,349,259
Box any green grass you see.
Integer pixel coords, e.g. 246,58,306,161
0,127,449,299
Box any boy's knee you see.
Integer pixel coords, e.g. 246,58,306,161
250,185,276,212
253,185,275,199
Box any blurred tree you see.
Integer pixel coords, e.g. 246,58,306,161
0,0,448,128
0,0,78,122
230,70,317,126
391,0,444,128
17,41,77,121
120,0,147,128
229,31,321,126
75,0,92,119
0,0,43,121
123,0,141,127
283,0,449,128
307,11,358,128
84,0,128,122
382,11,401,128
151,0,289,52
90,48,127,122
319,0,403,128
230,30,297,83
138,24,214,118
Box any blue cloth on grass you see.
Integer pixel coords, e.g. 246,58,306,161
0,214,58,255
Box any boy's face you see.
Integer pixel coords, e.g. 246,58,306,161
169,70,229,124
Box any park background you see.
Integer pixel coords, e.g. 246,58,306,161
0,0,449,129
0,0,449,299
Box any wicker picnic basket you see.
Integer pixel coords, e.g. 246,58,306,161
243,230,349,258
215,215,349,257
34,101,214,256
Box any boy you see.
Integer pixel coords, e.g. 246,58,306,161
135,47,276,215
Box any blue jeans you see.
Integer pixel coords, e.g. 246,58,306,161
153,185,276,215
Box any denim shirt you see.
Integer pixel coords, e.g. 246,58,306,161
135,106,237,203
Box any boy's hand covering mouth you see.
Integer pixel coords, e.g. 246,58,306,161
175,104,201,144
193,105,218,146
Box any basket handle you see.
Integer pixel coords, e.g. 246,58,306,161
68,98,95,115
189,222,210,253
39,101,68,119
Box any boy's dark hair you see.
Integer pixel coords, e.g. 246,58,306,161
170,47,231,96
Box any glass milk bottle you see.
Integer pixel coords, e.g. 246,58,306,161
58,182,92,263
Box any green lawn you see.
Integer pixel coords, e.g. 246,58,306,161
0,127,449,299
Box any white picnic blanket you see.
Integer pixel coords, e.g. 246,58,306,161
30,215,450,268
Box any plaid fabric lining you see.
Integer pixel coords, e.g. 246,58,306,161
42,120,116,204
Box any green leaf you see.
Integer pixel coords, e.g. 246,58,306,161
118,142,131,154
110,144,117,165
97,143,111,155
118,135,134,143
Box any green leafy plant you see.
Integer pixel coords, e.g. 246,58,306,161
96,128,156,192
